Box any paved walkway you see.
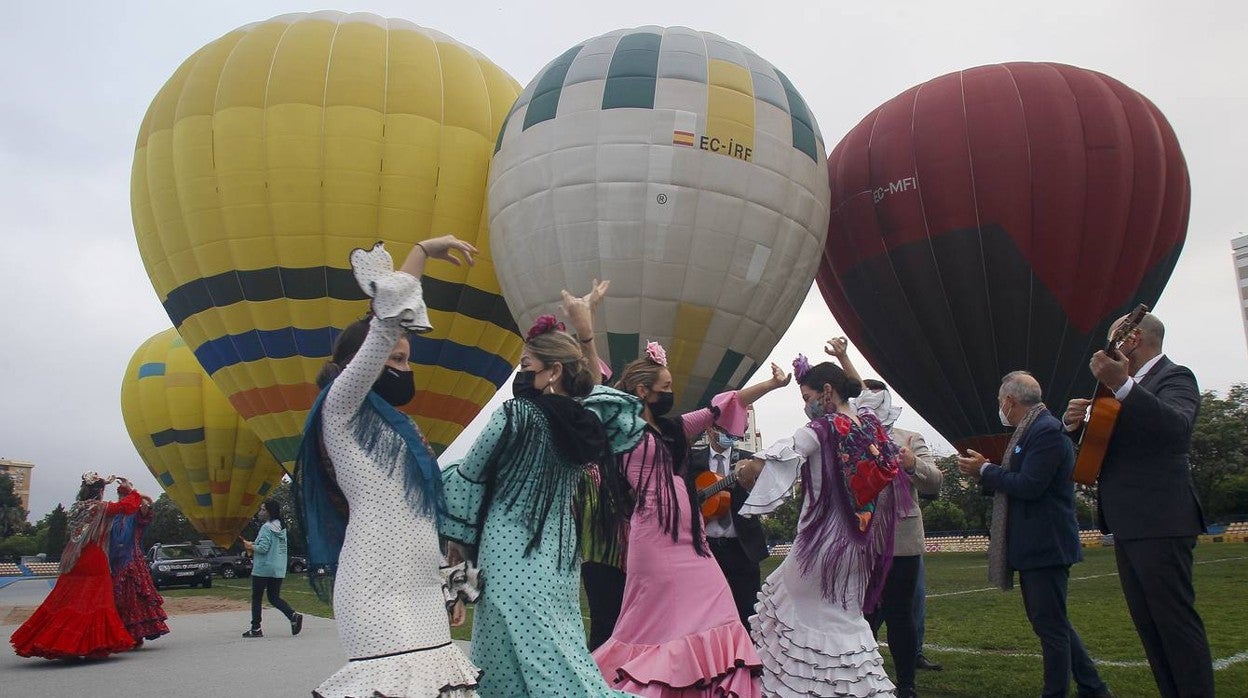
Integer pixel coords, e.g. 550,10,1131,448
1,577,468,697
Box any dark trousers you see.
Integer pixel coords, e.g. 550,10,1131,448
1018,566,1106,698
913,555,928,655
707,536,762,631
250,575,295,629
581,561,626,651
867,554,920,691
1114,537,1214,698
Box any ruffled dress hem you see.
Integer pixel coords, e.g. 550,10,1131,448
10,605,136,660
749,578,894,697
593,620,762,697
313,642,481,698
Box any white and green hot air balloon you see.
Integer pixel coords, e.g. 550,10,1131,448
488,26,830,409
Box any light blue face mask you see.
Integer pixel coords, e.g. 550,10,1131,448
715,431,740,449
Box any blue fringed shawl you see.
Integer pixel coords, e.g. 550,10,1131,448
295,382,445,603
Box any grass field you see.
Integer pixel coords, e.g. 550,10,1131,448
164,543,1248,697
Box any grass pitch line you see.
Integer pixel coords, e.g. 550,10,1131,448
913,644,1248,671
925,555,1247,599
1213,650,1248,671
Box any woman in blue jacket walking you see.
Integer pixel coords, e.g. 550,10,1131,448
241,500,303,637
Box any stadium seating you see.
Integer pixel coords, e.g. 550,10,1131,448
25,562,60,576
0,562,21,576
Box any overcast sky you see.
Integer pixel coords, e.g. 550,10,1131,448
1,1,1244,520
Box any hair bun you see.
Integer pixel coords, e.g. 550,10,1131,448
316,361,343,389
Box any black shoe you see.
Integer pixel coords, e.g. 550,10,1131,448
291,613,303,636
897,687,918,698
242,628,263,638
915,654,943,671
1077,689,1114,698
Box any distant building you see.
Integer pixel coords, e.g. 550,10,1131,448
1234,234,1248,351
0,458,35,515
692,405,763,452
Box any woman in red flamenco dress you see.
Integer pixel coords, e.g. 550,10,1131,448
109,478,169,644
10,472,138,659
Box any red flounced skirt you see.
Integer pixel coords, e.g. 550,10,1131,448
10,543,137,659
113,554,169,642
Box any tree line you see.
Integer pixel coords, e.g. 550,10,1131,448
760,383,1248,542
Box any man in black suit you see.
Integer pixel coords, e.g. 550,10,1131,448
960,371,1111,698
1064,313,1214,698
688,425,768,630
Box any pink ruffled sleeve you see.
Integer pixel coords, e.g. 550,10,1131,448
679,391,747,439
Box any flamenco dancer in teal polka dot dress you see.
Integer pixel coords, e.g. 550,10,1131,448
441,283,642,698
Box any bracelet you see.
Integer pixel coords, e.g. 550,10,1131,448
579,334,595,344
416,242,429,256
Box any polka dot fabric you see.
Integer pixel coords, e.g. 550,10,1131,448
313,287,479,697
442,400,633,697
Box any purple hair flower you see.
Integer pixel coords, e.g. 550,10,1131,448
793,353,811,382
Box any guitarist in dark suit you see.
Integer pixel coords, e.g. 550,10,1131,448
1064,312,1213,698
688,425,768,630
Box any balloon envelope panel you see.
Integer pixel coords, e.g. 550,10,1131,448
489,26,830,409
131,12,523,464
818,62,1188,458
121,328,285,546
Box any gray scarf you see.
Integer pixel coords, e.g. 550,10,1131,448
987,403,1047,590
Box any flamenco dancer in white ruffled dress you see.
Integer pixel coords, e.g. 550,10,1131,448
739,351,908,697
297,237,481,698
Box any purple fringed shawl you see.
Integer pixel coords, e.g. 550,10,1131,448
794,412,912,613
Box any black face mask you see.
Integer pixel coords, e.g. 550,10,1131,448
373,366,416,406
512,370,542,399
648,390,675,418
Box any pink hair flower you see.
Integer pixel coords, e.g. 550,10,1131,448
526,314,565,341
792,353,811,382
645,341,668,366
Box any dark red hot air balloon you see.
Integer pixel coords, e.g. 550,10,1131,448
818,62,1189,461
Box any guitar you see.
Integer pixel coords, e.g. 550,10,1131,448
695,469,740,521
1071,303,1149,485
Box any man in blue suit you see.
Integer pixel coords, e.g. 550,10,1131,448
959,371,1111,698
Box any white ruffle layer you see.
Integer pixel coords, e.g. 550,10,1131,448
350,242,433,333
749,578,895,697
313,642,480,698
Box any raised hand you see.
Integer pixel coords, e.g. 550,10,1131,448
1089,350,1130,392
561,279,609,336
825,337,849,359
768,362,792,389
419,235,478,267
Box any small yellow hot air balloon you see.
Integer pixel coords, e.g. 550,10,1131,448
130,12,523,466
121,328,285,546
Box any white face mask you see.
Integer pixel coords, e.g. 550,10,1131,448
998,402,1012,427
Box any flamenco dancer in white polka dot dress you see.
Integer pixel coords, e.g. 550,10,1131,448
297,237,482,698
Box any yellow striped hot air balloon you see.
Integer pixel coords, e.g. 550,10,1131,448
130,12,523,465
121,328,285,546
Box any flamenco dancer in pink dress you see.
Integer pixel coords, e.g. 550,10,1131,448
592,342,789,697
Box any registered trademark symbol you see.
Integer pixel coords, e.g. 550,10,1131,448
656,193,668,205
